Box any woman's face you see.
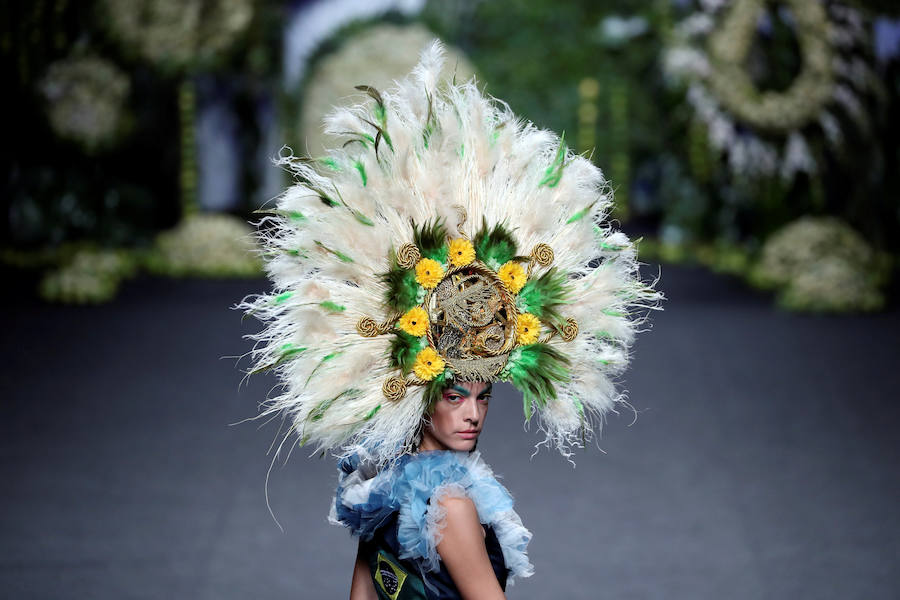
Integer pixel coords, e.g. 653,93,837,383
419,381,491,452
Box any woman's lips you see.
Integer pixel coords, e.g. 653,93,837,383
457,430,479,439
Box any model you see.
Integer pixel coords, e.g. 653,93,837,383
241,41,661,599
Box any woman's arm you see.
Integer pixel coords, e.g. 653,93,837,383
349,541,378,600
436,496,506,600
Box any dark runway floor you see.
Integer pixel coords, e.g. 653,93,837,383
1,265,899,599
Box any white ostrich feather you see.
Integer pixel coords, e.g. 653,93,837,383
241,41,661,463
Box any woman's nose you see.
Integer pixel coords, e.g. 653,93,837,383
463,398,480,424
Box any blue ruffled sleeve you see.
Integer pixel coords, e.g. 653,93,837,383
330,451,533,582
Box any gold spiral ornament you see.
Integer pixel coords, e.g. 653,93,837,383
356,316,380,337
382,376,407,401
397,243,421,269
453,204,468,236
531,243,554,267
560,317,579,342
356,314,400,337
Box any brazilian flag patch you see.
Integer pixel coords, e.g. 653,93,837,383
374,551,407,600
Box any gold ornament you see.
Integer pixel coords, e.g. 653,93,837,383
382,376,407,401
397,243,421,269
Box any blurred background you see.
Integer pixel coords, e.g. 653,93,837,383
2,0,899,598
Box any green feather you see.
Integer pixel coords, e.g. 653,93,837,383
539,132,568,188
413,219,449,262
319,300,345,313
314,240,354,263
354,160,367,186
274,291,293,304
473,218,520,268
319,157,341,171
309,388,358,422
250,343,307,374
363,404,381,420
380,249,420,312
516,267,571,328
424,369,452,409
252,208,306,222
505,344,570,420
304,351,344,387
566,201,596,224
389,331,427,375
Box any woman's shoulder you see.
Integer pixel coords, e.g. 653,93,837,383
330,449,533,582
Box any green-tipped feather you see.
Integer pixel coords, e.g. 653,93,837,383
413,219,449,262
389,331,427,375
353,160,367,186
380,249,420,312
304,351,344,387
473,218,524,269
356,85,394,155
314,240,354,263
539,132,568,188
516,267,571,328
566,200,597,224
504,344,571,420
309,388,358,422
319,300,345,313
250,343,307,374
252,208,307,222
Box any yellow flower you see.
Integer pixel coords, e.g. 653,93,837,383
516,312,541,345
413,347,445,380
497,261,527,294
448,238,475,267
415,258,444,289
398,306,429,337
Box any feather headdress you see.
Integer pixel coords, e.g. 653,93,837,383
241,41,661,463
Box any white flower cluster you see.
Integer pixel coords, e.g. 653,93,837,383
40,248,135,304
101,0,253,70
149,213,261,277
663,0,877,181
751,216,886,312
39,54,130,152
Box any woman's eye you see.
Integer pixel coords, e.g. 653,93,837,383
478,396,491,404
445,395,462,403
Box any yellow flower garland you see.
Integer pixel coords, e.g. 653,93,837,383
413,347,445,380
516,313,541,345
398,306,429,337
497,261,527,294
415,258,444,289
448,238,476,267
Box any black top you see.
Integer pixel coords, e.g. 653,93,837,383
361,510,508,600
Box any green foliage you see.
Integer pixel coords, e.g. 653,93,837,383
517,267,571,328
473,219,523,269
380,249,420,312
412,219,449,262
505,344,571,420
389,331,427,376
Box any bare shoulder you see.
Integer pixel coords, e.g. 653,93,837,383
438,495,481,529
436,495,506,599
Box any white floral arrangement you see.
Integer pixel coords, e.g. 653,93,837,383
39,54,130,152
147,213,262,277
40,248,136,304
100,0,253,70
751,216,889,312
663,0,880,180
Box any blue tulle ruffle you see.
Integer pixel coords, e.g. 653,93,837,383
330,450,533,581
